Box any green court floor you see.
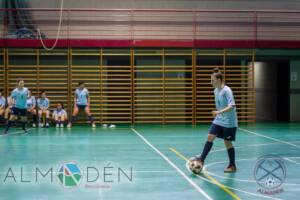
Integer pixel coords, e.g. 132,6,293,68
0,123,299,200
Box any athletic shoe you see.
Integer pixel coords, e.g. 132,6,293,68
224,165,237,173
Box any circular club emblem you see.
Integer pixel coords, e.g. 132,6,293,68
254,155,286,190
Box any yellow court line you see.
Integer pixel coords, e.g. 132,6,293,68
170,147,241,200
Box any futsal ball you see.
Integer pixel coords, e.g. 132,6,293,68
102,124,108,128
188,158,203,174
109,124,116,128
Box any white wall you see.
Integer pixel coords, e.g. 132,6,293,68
2,0,300,40
27,0,300,10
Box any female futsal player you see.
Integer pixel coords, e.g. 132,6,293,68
52,103,67,128
191,68,238,173
37,90,50,128
3,79,29,134
67,81,96,128
0,91,5,122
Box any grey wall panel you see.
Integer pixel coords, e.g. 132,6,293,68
290,60,300,121
254,62,278,121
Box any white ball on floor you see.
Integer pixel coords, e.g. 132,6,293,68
102,124,108,128
188,158,203,174
109,124,116,128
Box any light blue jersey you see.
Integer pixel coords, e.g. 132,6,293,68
27,96,36,108
37,98,50,109
213,85,238,128
75,88,89,106
53,109,67,116
11,87,29,109
0,96,5,107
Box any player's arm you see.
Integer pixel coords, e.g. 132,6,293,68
11,91,17,104
44,99,50,110
212,89,236,116
217,105,234,114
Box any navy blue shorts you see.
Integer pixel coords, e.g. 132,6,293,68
209,123,237,141
77,105,87,110
12,107,27,116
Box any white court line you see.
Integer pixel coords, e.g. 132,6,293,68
196,171,283,200
283,157,300,165
203,158,300,186
211,140,300,154
239,128,300,148
0,128,34,137
184,162,283,200
131,128,213,200
238,127,300,174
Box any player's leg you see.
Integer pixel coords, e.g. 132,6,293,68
3,108,18,134
188,132,216,174
4,107,11,122
45,110,50,128
20,109,28,133
60,114,66,127
68,105,78,128
223,127,237,173
38,110,43,127
31,109,37,127
193,124,222,165
224,140,236,172
196,133,216,163
0,108,4,123
54,114,60,128
84,106,96,128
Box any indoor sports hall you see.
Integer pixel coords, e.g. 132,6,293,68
0,1,300,200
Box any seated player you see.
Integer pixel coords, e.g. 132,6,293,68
0,91,5,122
26,90,37,127
52,103,67,128
37,90,50,128
4,96,13,123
